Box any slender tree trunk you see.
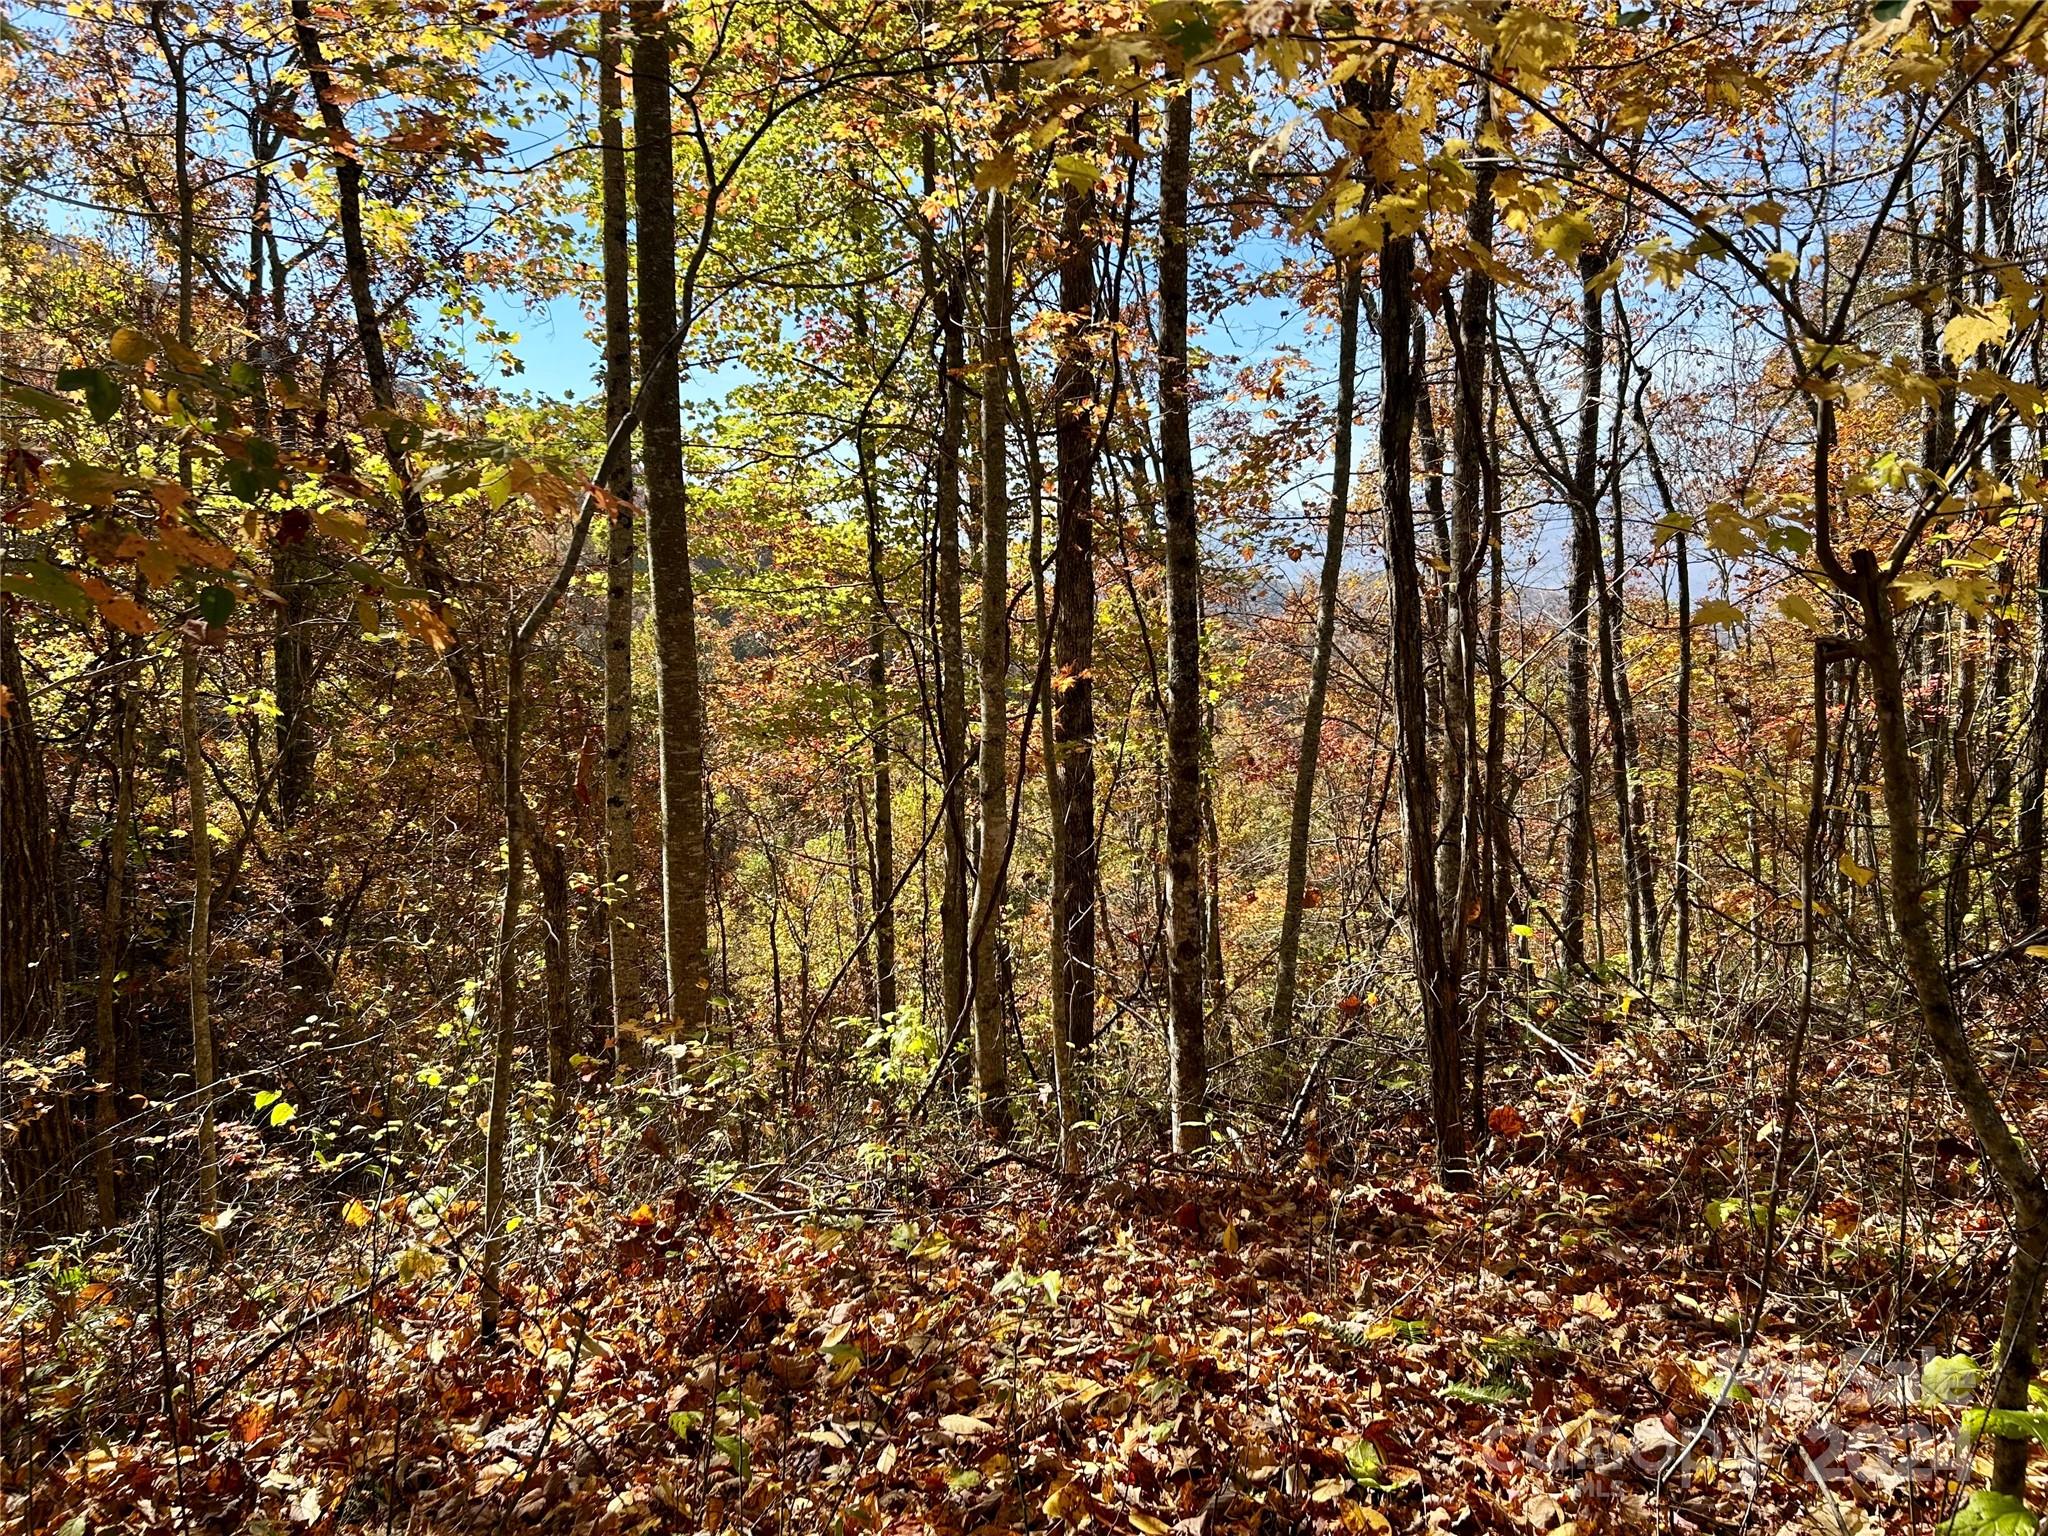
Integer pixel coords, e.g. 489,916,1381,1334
263,110,326,1020
1850,550,2047,1498
1636,388,1691,996
478,472,606,1343
1561,248,1605,973
857,414,898,1024
843,789,877,1016
1271,264,1360,1042
2019,495,2048,930
1594,480,1644,977
1160,88,1208,1151
1377,137,1469,1190
936,269,972,1068
1455,97,1501,1139
293,0,578,1042
972,166,1013,1139
631,1,712,1036
1052,181,1100,1060
181,640,221,1242
480,625,527,1344
93,662,136,1224
598,2,641,1065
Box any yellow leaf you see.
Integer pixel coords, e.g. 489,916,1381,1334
341,1198,372,1228
973,152,1020,191
1534,208,1595,265
1130,1516,1173,1536
1777,593,1824,629
939,1413,994,1437
1838,852,1876,887
1051,154,1103,192
1943,303,2010,366
1765,251,1799,284
110,327,156,365
1572,1290,1617,1320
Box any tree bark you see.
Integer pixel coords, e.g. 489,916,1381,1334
972,163,1013,1139
916,119,973,1082
631,0,713,1036
1271,264,1360,1044
1051,182,1100,1060
1560,248,1604,973
93,660,136,1225
1160,87,1208,1152
1378,162,1469,1190
1636,386,1691,997
857,402,898,1025
181,639,221,1242
1,605,79,1234
598,1,642,1065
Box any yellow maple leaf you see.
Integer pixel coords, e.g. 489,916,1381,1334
1942,302,2010,366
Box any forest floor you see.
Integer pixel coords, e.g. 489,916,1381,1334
5,1026,2035,1536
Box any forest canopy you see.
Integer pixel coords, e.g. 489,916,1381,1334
6,1,2048,1533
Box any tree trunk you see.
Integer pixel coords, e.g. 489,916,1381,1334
972,164,1013,1140
93,661,137,1225
1160,87,1208,1152
181,639,221,1242
1851,549,2047,1498
1,605,79,1234
293,0,575,1048
1561,248,1604,973
2019,498,2048,930
1455,100,1501,1139
1271,264,1360,1043
1378,153,1469,1190
1635,385,1691,996
1051,181,1100,1060
857,408,898,1026
631,1,713,1037
598,1,642,1066
934,273,971,1081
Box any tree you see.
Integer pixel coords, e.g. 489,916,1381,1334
597,1,642,1063
1159,83,1206,1153
1051,178,1101,1062
972,147,1014,1140
1269,262,1360,1044
630,0,713,1039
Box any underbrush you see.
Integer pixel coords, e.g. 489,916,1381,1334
4,1008,2043,1535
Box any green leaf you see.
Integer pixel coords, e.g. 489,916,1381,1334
1443,1380,1527,1405
1149,0,1215,60
1936,1490,2038,1536
1870,0,1908,19
1050,155,1103,193
1,558,94,623
4,381,79,420
1923,1353,1983,1405
55,366,121,424
667,1409,701,1438
269,1099,297,1127
1344,1436,1389,1489
197,585,236,627
1963,1409,2048,1449
713,1432,750,1483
